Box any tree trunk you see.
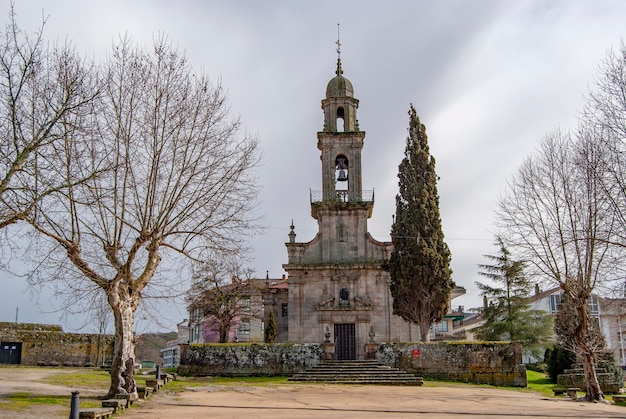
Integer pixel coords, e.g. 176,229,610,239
106,286,139,399
220,323,228,343
575,303,603,401
580,345,603,401
419,319,431,343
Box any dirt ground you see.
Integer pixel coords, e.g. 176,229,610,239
1,367,626,419
121,383,626,419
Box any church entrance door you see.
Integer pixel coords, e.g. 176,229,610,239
334,323,356,360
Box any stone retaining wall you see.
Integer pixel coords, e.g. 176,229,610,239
178,343,322,376
178,341,527,387
376,342,527,387
0,322,113,366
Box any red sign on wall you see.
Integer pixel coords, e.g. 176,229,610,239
411,349,421,358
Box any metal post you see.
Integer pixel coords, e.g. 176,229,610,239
156,364,161,380
69,391,79,419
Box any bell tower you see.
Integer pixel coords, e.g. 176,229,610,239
318,48,365,203
282,33,421,357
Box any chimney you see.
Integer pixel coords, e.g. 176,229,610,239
534,284,540,296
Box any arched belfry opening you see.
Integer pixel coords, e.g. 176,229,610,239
336,107,345,132
335,155,349,195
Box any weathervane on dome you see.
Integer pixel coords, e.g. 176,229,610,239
336,23,341,59
335,23,343,75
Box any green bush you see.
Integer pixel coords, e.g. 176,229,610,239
544,346,575,383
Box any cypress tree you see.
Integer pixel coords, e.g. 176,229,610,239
265,309,278,343
388,104,454,342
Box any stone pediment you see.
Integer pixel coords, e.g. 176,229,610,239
316,294,372,311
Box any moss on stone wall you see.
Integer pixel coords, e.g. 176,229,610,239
179,343,322,376
178,341,526,387
377,342,526,387
0,322,113,366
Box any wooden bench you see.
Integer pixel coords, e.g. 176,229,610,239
115,392,139,407
159,372,174,383
78,408,115,418
101,399,125,413
145,379,164,391
613,395,626,405
137,385,153,399
553,387,580,398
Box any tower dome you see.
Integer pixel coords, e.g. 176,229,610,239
326,59,353,98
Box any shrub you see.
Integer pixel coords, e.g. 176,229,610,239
545,346,575,383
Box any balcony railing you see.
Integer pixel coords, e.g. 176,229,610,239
310,189,374,203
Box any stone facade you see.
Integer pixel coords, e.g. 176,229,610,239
0,322,113,366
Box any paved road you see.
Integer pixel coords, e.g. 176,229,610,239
122,383,626,419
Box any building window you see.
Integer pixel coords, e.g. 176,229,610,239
588,295,599,317
238,319,250,335
437,321,448,333
240,296,251,312
282,303,288,317
190,307,202,321
193,325,201,343
549,293,561,314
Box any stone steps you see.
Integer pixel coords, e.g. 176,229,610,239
289,360,424,385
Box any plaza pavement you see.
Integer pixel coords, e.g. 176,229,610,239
120,382,626,419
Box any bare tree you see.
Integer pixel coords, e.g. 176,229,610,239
25,36,261,398
187,257,265,343
0,6,98,230
497,130,620,401
583,43,626,251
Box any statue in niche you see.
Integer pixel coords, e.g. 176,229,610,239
339,287,349,306
338,222,346,242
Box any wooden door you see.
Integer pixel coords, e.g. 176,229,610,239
334,323,356,360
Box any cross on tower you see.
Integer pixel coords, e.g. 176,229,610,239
336,23,341,59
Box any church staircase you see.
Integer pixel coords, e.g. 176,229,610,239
288,360,424,385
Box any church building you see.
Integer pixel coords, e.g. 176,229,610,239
187,53,466,353
282,56,465,359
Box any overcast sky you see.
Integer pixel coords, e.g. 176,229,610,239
0,0,624,333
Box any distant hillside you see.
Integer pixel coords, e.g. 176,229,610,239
135,332,177,363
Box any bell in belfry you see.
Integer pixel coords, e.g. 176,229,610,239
337,169,348,181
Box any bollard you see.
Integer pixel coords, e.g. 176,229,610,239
69,391,79,419
156,365,161,380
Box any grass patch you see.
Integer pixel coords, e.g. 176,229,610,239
525,370,555,397
43,368,111,389
0,392,100,415
5,392,69,406
421,370,558,397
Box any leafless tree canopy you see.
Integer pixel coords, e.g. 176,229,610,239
496,44,626,401
0,7,98,230
23,35,261,397
187,256,264,343
583,43,626,250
